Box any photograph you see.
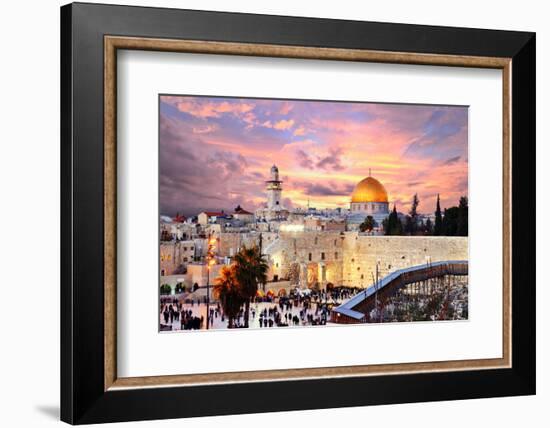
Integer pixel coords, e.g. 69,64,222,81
158,95,469,331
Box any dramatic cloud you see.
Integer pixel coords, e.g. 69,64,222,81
159,95,468,216
296,150,314,169
442,156,461,165
316,147,345,171
292,181,356,197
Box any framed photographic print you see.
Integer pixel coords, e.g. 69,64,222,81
60,2,535,424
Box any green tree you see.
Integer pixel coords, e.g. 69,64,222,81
233,245,268,328
359,215,376,233
160,283,172,295
384,205,403,236
175,282,185,294
213,266,245,328
442,206,460,236
407,194,420,235
434,194,443,236
457,196,468,236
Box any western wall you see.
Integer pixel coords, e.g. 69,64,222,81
265,231,468,289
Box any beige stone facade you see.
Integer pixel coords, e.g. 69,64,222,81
340,234,468,288
263,231,468,290
160,240,203,276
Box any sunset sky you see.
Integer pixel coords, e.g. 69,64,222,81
160,95,468,217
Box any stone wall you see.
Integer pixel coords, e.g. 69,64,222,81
266,231,344,286
180,231,468,291
217,232,279,257
263,231,468,289
341,234,468,288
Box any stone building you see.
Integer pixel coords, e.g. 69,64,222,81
160,239,205,276
197,211,228,226
233,205,255,223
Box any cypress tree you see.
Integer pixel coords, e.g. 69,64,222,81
434,194,443,236
390,205,403,235
384,205,403,235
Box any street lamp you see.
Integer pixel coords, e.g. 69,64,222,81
205,233,217,330
375,259,381,322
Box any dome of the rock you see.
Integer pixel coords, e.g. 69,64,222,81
351,176,388,203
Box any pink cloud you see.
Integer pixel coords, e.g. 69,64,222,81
273,119,295,130
172,99,255,119
279,102,294,115
293,126,306,136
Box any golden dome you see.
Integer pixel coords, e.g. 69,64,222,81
351,176,388,203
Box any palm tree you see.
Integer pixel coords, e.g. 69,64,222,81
213,266,244,328
233,245,268,328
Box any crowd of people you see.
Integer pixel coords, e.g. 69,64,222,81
160,300,226,330
159,286,362,331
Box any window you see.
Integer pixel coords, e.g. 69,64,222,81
321,252,325,260
308,253,312,261
183,247,187,251
335,252,338,259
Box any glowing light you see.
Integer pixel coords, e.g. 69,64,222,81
279,224,305,232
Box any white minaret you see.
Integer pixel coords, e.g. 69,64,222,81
266,165,283,210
